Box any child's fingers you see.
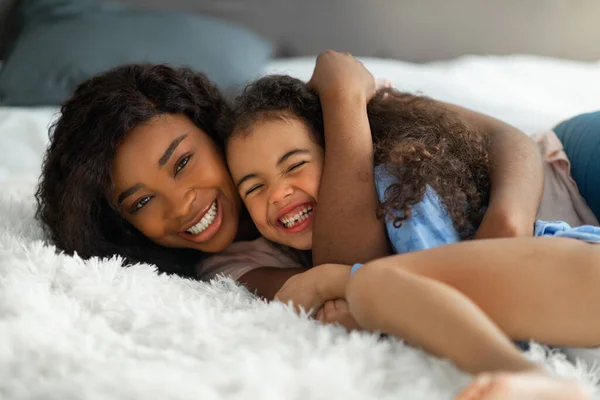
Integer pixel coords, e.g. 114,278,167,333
318,299,362,331
333,298,350,312
323,299,337,320
316,306,325,322
321,299,348,323
320,299,339,321
329,299,363,331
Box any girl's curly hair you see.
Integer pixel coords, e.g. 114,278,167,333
35,64,232,277
226,75,490,238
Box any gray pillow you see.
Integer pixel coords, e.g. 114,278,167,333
0,0,272,105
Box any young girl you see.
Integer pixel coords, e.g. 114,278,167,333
224,74,599,399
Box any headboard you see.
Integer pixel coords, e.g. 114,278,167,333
2,0,600,62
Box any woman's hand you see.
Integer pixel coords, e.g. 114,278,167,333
435,102,543,241
309,50,376,103
375,78,393,92
274,263,351,314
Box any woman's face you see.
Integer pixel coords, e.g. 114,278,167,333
111,113,241,253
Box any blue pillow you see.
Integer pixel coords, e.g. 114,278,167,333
0,0,272,105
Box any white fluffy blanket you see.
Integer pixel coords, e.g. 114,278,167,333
1,180,599,400
3,55,600,399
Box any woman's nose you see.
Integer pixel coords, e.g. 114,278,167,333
166,187,196,219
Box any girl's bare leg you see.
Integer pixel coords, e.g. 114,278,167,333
345,237,598,399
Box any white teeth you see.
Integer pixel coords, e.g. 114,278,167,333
279,205,313,229
186,201,217,235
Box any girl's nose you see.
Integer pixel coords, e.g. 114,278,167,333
269,181,294,204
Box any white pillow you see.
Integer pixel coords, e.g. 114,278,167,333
0,107,59,182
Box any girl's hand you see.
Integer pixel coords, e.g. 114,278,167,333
274,263,351,314
309,50,376,103
316,298,363,331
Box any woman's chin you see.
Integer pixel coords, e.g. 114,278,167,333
194,218,239,253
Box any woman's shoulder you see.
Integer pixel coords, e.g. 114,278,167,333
196,237,304,282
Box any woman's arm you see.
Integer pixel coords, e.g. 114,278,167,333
440,103,544,238
312,51,542,266
238,267,307,300
274,263,351,311
309,51,390,266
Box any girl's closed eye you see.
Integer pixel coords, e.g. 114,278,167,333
130,195,153,214
286,161,306,173
245,183,264,197
175,154,192,175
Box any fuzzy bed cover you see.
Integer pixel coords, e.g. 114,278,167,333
1,55,600,399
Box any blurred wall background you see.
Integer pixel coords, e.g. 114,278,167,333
1,0,600,62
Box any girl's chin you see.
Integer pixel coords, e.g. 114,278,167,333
299,243,313,251
278,235,313,251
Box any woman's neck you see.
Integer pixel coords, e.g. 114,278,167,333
235,208,260,242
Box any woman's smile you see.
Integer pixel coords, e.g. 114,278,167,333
111,113,242,253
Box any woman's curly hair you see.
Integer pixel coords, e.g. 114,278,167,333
35,64,232,277
226,75,490,238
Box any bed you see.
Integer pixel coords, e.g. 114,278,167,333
1,55,600,399
5,55,600,181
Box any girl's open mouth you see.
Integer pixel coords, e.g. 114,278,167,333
277,203,315,234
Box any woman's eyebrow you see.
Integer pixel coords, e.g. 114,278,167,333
117,183,143,205
116,133,190,205
158,133,189,167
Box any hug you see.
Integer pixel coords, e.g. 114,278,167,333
36,52,600,399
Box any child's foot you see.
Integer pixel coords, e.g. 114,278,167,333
455,372,590,400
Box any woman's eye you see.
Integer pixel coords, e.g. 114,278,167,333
130,196,152,214
245,184,263,197
175,155,191,175
287,161,306,172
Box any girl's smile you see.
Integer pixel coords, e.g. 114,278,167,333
226,115,324,250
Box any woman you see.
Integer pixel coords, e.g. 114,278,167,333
35,53,579,400
222,65,597,400
35,53,540,300
36,64,301,299
554,110,600,220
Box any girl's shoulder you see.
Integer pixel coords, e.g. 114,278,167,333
196,237,304,282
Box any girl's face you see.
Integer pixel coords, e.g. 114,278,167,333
226,116,324,250
110,113,241,253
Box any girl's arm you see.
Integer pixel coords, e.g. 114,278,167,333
439,102,544,239
240,264,361,330
309,51,390,266
346,237,600,374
